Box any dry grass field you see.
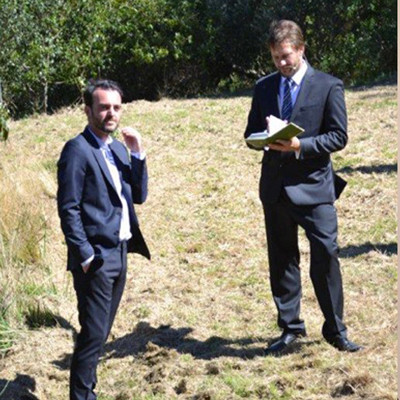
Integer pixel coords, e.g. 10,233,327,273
0,84,397,399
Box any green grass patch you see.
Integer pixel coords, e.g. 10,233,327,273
0,314,15,354
24,303,57,329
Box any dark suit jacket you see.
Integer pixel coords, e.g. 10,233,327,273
57,127,150,270
244,64,348,205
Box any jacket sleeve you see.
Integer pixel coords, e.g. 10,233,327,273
244,84,267,151
299,81,348,159
130,156,148,204
57,140,94,263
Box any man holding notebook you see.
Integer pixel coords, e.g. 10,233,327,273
244,19,362,354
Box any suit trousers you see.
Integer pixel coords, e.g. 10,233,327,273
70,241,128,400
263,192,347,340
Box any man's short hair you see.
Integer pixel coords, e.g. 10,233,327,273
268,20,305,49
83,79,123,107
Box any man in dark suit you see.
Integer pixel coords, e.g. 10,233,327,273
244,20,362,354
57,79,151,400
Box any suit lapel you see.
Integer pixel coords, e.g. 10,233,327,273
109,140,134,204
109,140,128,166
268,73,281,118
82,128,118,194
291,64,315,121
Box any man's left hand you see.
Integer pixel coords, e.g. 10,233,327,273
121,127,143,153
268,137,300,152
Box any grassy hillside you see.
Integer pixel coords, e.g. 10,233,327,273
0,85,397,400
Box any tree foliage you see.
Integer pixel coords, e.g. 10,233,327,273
0,0,396,117
0,105,9,141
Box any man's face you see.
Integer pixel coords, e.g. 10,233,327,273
270,40,304,77
86,88,122,135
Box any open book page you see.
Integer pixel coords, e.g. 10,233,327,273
268,115,288,135
245,115,304,149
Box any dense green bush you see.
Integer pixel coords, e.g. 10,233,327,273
0,0,396,117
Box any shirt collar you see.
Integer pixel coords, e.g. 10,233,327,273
280,59,308,87
87,126,113,148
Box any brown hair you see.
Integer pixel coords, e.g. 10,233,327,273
83,79,123,108
268,20,305,49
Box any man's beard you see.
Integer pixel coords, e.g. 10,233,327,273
95,117,119,134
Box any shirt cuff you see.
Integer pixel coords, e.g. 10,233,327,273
131,150,146,160
81,254,94,268
295,149,300,159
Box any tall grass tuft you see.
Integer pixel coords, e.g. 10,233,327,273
0,164,51,347
24,303,57,329
0,307,15,354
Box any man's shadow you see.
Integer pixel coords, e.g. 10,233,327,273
336,163,396,175
53,321,317,369
104,321,267,360
109,322,320,360
340,241,397,258
0,374,39,400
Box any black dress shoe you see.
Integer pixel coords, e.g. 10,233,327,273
327,337,363,352
265,331,306,355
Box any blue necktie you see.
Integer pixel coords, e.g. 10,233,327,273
281,78,293,121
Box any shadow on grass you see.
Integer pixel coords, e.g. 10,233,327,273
104,322,264,360
49,315,77,371
53,315,77,334
0,374,39,400
336,163,396,175
53,321,317,369
340,242,397,258
103,322,317,360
